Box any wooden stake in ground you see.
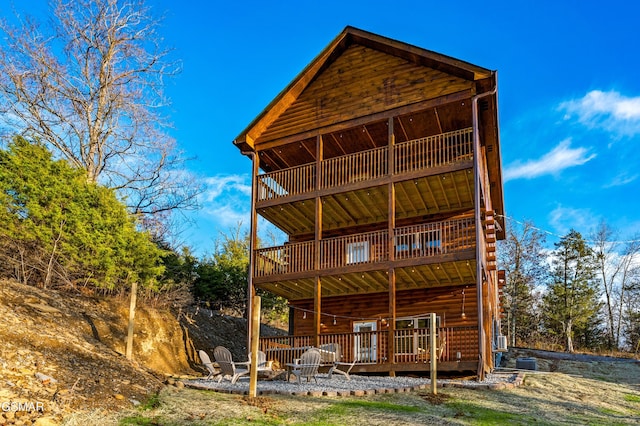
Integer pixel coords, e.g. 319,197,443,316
249,296,261,398
430,312,437,395
126,281,138,360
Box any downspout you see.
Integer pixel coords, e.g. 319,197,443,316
242,150,258,353
472,72,497,380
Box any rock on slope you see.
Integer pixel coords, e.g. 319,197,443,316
0,279,192,423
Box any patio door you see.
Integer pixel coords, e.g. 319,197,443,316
353,321,377,362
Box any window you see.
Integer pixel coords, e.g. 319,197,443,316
346,241,369,264
395,315,442,355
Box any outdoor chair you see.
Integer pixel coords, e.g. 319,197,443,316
198,350,218,379
213,346,250,384
288,348,321,384
317,343,356,380
255,350,274,372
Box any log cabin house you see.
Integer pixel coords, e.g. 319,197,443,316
233,26,506,378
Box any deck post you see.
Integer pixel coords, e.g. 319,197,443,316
430,312,437,394
314,134,323,347
249,296,261,398
472,83,496,380
387,116,396,376
245,151,259,350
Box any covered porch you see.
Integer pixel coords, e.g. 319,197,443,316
258,325,479,375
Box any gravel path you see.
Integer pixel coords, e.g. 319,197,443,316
186,371,520,396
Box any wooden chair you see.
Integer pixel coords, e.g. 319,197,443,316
253,350,274,372
213,346,249,384
318,343,356,380
198,350,218,379
288,348,321,384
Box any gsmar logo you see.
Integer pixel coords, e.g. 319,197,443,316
1,401,44,412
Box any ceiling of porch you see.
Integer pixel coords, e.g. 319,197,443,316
258,167,475,238
256,258,477,301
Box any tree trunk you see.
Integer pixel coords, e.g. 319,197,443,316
565,319,574,353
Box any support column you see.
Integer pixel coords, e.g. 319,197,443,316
387,116,396,376
246,151,259,350
314,135,323,347
472,84,496,381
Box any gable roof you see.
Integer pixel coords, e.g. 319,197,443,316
233,26,494,153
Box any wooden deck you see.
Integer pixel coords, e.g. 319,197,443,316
255,216,475,279
259,326,479,374
257,128,473,203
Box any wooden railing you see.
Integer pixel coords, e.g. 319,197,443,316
254,217,475,277
258,326,478,368
320,229,388,269
394,128,473,174
254,241,315,278
257,163,315,201
320,146,388,189
256,128,473,202
393,326,477,363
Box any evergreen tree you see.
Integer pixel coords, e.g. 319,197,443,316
542,230,601,352
192,225,287,320
0,136,164,290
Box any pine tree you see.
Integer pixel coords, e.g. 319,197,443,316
542,230,601,352
0,136,164,290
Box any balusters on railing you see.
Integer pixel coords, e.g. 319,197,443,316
320,146,387,189
256,128,473,202
256,163,315,201
394,128,473,175
254,218,476,277
320,229,388,269
259,326,478,368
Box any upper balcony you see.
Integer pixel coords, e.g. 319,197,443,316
257,128,473,204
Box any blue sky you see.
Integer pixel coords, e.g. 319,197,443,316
9,0,640,255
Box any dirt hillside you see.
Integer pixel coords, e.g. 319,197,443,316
0,279,285,425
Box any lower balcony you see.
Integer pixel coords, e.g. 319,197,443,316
253,217,476,283
258,326,479,374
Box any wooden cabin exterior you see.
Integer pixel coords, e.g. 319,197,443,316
233,27,506,378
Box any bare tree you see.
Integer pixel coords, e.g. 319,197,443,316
591,221,640,350
497,219,547,347
0,0,200,228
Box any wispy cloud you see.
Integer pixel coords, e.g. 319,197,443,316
559,90,640,137
199,174,251,227
548,205,598,237
503,139,595,182
603,172,639,188
202,174,251,201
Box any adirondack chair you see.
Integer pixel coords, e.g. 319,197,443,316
255,350,274,372
198,350,218,379
213,346,249,384
318,343,357,380
288,348,321,384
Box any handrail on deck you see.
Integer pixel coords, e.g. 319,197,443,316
258,326,478,367
256,128,473,202
254,217,475,277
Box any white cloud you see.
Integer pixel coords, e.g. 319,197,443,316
202,174,251,201
603,172,638,188
559,90,640,136
548,205,598,237
199,174,251,226
503,139,595,182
